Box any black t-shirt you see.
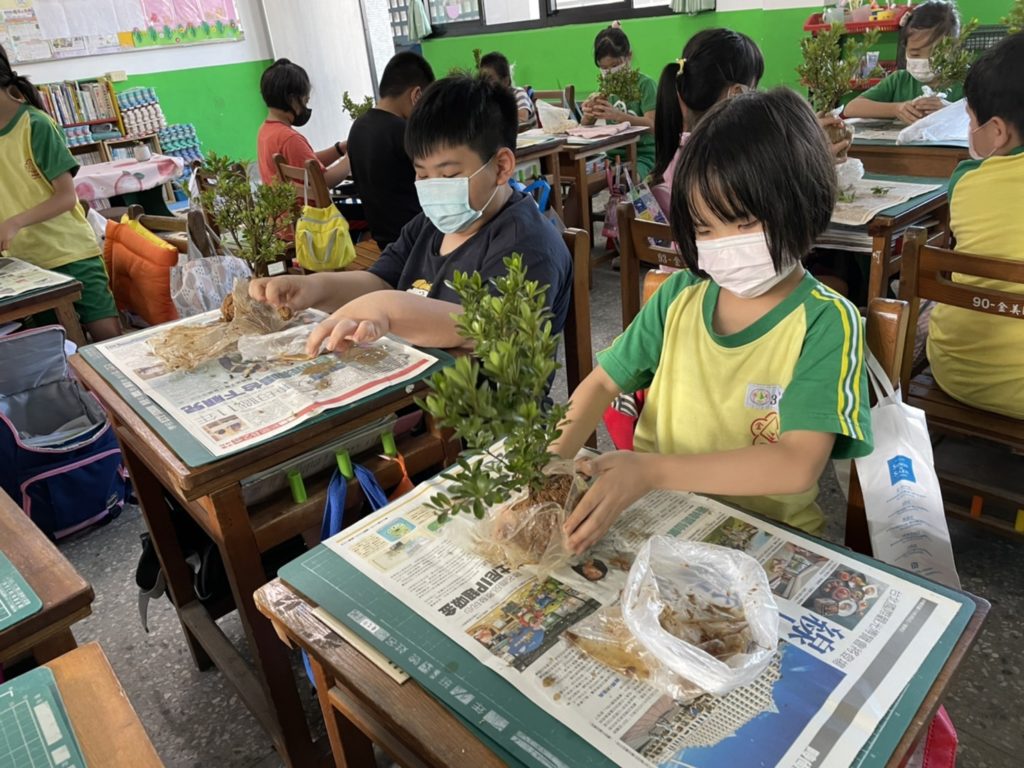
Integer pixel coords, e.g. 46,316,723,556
368,191,573,335
347,109,421,248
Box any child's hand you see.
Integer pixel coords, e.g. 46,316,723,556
817,115,852,163
305,300,389,357
895,100,925,124
914,96,945,115
589,98,621,122
563,452,653,554
249,275,321,312
0,218,22,252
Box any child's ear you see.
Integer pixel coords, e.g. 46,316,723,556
410,86,422,107
989,116,1018,153
492,147,517,184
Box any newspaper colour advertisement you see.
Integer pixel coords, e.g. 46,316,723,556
91,311,437,457
320,478,963,768
0,257,74,300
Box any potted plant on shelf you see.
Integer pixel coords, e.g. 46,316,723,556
342,91,374,120
197,153,295,278
927,18,980,96
419,255,583,569
798,23,880,161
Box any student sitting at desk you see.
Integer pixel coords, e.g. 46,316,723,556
478,52,536,129
256,59,350,188
926,33,1024,419
844,1,963,124
249,75,572,354
348,52,435,250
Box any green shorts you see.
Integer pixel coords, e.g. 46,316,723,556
34,256,118,326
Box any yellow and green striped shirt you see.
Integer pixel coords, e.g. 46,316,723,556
598,270,872,534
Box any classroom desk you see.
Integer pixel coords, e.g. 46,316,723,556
0,488,94,666
255,573,988,768
46,642,164,767
848,141,969,179
68,353,459,768
0,279,85,346
514,137,566,220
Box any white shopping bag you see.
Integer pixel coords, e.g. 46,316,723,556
897,99,968,145
854,352,960,589
170,211,252,318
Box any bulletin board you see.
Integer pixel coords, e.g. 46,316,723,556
0,0,244,65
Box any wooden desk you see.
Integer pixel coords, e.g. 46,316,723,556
515,137,566,220
256,577,987,768
0,489,93,665
848,142,969,179
46,642,163,767
0,280,85,346
69,354,457,767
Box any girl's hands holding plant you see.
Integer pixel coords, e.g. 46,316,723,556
589,97,624,122
895,99,926,124
564,451,654,554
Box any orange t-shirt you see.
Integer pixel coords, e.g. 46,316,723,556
256,120,323,185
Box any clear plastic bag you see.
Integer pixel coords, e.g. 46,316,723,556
897,98,968,145
237,325,315,363
621,536,779,697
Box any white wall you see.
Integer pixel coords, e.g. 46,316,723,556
17,0,272,82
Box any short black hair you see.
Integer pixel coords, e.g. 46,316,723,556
260,58,310,111
653,28,764,182
479,52,511,86
899,1,960,65
964,32,1024,136
405,75,517,162
671,88,836,276
594,26,631,65
379,52,435,99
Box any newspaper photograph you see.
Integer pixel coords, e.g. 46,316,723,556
92,311,438,457
832,179,941,227
0,257,74,300
324,477,963,768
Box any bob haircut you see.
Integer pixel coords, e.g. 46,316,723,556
260,58,311,111
671,87,836,277
405,75,517,163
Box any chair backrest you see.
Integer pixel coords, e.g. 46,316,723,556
617,201,682,328
273,154,332,207
561,227,593,398
899,225,1024,391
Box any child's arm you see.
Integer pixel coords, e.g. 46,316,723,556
304,291,467,356
250,270,392,314
844,94,924,122
550,367,622,459
563,431,836,554
0,172,77,252
315,140,346,168
323,154,351,187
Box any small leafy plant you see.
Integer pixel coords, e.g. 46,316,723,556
1006,0,1024,34
871,186,891,196
419,255,567,521
798,24,881,114
928,18,980,94
342,91,374,120
198,153,295,277
472,48,483,69
598,66,642,106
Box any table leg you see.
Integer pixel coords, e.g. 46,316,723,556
309,655,375,768
53,301,87,346
31,629,77,664
576,156,592,289
206,484,319,767
120,445,213,671
544,153,564,220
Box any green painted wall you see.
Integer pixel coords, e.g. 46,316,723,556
114,58,271,159
421,0,1012,97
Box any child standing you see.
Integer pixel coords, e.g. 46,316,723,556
845,1,963,124
0,48,120,341
552,88,872,552
926,33,1024,419
581,23,657,178
478,52,536,129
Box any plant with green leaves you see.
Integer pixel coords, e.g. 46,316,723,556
472,48,483,69
1006,0,1024,33
342,91,374,120
798,25,881,114
928,18,980,93
419,254,567,522
197,153,295,277
598,66,641,106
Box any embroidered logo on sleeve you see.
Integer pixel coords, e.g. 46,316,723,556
745,384,784,411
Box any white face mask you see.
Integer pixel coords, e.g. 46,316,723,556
968,119,996,161
414,158,499,234
905,57,935,84
600,60,629,76
696,231,797,298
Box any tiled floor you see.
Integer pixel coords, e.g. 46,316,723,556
57,260,1022,767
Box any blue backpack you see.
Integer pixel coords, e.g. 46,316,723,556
0,326,127,539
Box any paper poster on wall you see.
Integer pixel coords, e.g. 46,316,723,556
3,0,244,64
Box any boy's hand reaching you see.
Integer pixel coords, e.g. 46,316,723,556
249,275,322,312
304,297,389,357
563,451,654,554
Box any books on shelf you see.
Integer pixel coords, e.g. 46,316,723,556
39,79,118,127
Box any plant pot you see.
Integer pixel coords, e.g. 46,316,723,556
820,113,854,163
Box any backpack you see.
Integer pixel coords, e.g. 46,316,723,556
0,326,128,539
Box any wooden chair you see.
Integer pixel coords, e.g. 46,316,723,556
617,201,683,328
844,298,911,554
898,226,1024,536
562,227,596,449
530,85,576,115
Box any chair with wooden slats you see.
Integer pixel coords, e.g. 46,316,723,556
617,201,683,328
561,227,596,448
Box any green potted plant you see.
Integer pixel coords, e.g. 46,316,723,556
197,153,295,278
597,66,641,107
419,255,582,568
927,18,979,95
1006,0,1024,34
797,24,880,161
341,91,375,120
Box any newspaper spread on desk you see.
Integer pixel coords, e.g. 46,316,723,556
92,312,437,457
832,179,942,227
0,257,74,300
325,477,962,768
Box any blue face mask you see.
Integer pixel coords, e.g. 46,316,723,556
415,157,498,234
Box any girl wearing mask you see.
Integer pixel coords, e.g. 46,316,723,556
844,1,963,124
256,58,350,189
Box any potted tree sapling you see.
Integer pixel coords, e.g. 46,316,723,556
798,24,880,162
927,18,979,97
598,65,642,110
419,254,585,570
197,153,295,277
342,91,375,120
